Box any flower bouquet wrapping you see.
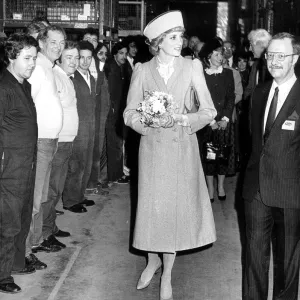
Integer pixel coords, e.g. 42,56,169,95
137,91,178,127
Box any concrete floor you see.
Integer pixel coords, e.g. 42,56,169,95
0,174,299,300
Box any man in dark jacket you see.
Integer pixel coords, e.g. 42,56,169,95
242,32,300,300
104,42,130,184
62,41,96,213
0,33,38,294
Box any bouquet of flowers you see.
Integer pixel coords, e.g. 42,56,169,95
137,91,178,127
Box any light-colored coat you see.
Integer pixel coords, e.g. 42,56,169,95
124,56,217,252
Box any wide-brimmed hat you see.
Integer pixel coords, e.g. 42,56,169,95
143,11,184,42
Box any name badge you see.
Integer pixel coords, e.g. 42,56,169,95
282,120,295,130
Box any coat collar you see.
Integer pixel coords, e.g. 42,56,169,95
148,56,184,93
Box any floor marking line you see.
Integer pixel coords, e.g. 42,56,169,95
47,246,82,300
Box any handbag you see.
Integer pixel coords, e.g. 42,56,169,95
186,86,200,113
203,128,232,164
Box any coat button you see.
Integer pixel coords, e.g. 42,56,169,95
173,138,178,142
173,128,177,132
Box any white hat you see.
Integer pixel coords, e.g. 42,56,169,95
143,11,184,42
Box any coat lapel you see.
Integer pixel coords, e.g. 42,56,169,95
259,81,273,142
74,70,91,94
267,79,300,140
148,58,168,93
167,56,183,92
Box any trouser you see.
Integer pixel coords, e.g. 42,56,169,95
88,102,109,187
243,192,300,300
43,142,73,238
0,146,36,283
63,122,94,208
106,114,123,182
26,138,58,255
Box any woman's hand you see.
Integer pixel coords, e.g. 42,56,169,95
217,120,228,130
210,122,219,130
160,115,174,128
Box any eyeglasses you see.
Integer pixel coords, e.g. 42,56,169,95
265,52,296,61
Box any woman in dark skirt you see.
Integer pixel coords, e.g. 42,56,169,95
198,37,235,202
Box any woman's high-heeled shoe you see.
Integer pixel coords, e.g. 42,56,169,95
218,194,226,201
136,262,162,290
217,188,226,201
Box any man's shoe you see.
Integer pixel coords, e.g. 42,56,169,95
117,175,130,184
63,204,87,213
54,229,71,238
32,238,62,253
26,254,47,270
0,282,21,294
80,199,95,206
47,235,66,248
55,210,64,215
97,181,109,189
93,187,109,196
11,264,36,275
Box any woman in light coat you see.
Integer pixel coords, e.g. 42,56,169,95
123,11,217,300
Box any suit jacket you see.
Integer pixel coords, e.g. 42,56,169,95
242,78,300,209
243,56,272,101
0,69,37,149
72,70,96,123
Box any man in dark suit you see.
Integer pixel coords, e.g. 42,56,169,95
62,41,96,213
223,40,237,69
243,29,273,102
242,32,300,300
0,34,38,294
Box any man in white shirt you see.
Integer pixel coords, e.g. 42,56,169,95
26,25,66,256
242,32,300,300
83,29,98,81
223,40,236,68
44,41,80,239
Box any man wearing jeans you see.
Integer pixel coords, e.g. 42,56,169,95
43,41,79,238
26,25,66,261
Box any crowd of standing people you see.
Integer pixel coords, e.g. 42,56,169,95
1,9,300,300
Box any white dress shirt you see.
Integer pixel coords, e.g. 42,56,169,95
228,56,233,68
99,61,105,72
127,56,134,70
89,57,98,81
263,74,297,132
28,52,63,139
77,69,91,91
53,65,79,142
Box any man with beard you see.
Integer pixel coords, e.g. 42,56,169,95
0,33,38,294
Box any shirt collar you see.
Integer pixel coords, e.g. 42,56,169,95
77,68,89,79
38,52,55,68
271,73,297,91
